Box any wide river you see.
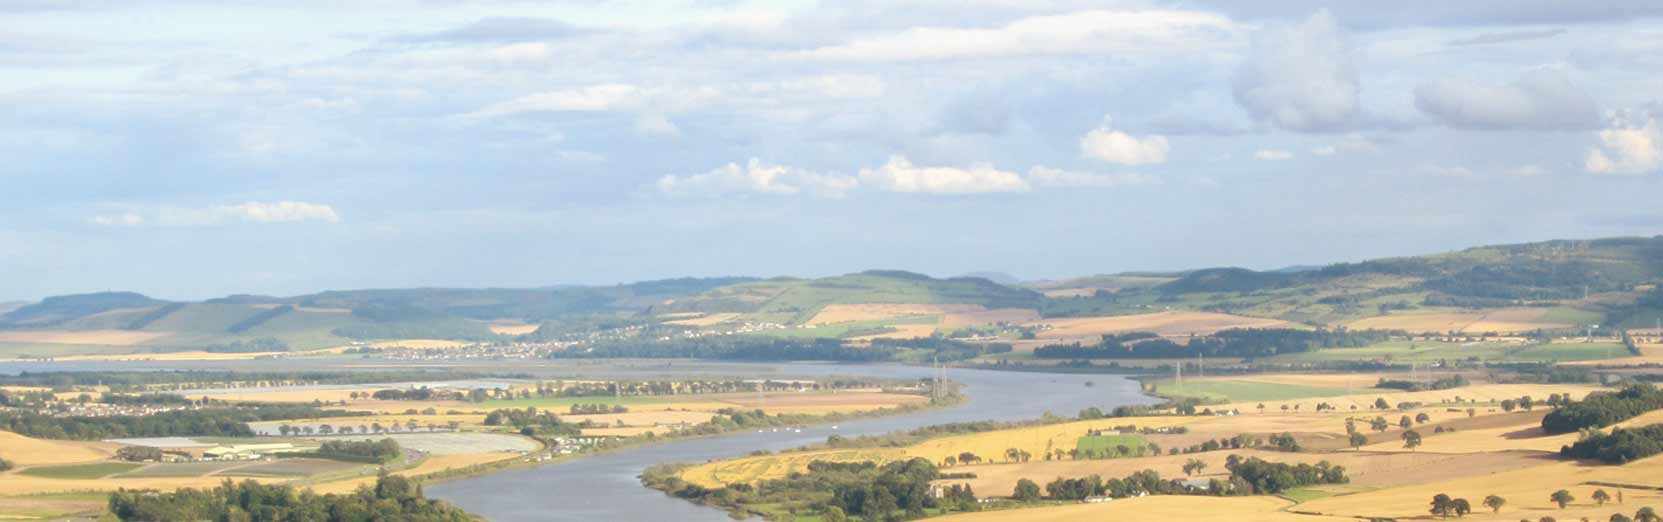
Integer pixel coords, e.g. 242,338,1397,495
0,358,1155,521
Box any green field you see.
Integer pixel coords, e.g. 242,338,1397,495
1269,339,1629,364
20,462,143,479
1075,434,1150,457
1147,379,1355,402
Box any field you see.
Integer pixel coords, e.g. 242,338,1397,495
1344,306,1598,334
0,431,114,467
1296,454,1663,521
1271,339,1628,364
806,304,979,326
935,495,1347,522
0,330,169,346
1025,311,1292,343
1074,434,1149,455
19,462,143,479
1146,377,1357,402
662,313,741,326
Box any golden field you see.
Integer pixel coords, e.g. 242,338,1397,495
1027,311,1291,342
805,304,979,325
0,330,170,346
936,495,1348,522
662,313,741,326
1345,307,1578,334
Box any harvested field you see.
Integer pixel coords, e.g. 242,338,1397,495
1297,454,1663,520
847,323,939,340
939,308,1040,328
1212,383,1603,413
662,313,740,327
1027,312,1291,342
935,495,1347,522
486,322,541,335
0,431,113,466
0,330,169,346
1345,307,1590,334
805,304,979,325
936,448,1548,496
0,473,272,496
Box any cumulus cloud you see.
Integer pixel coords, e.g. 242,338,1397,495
1080,119,1169,165
1254,149,1293,160
1586,115,1662,175
858,156,1029,194
1232,9,1360,132
1414,69,1600,130
657,159,857,197
793,9,1238,61
1026,166,1155,188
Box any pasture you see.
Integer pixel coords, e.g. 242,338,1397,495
20,462,143,479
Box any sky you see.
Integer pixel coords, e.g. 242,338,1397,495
6,1,1663,301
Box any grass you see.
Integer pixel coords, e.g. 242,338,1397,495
20,462,143,479
1270,339,1628,364
1147,379,1355,402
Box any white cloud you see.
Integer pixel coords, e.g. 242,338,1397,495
858,155,1029,194
1026,166,1155,188
1312,134,1380,156
1232,9,1359,132
657,159,857,197
468,84,644,117
1254,149,1293,160
1586,115,1662,175
1419,164,1475,178
93,202,341,227
1414,68,1600,130
90,212,143,227
1505,164,1548,177
793,9,1238,61
1080,118,1169,165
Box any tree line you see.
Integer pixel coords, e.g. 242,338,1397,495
0,405,363,440
1032,328,1396,359
1541,384,1663,434
107,475,472,522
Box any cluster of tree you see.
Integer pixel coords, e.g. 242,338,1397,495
645,458,976,521
482,407,577,435
1559,423,1663,464
1033,328,1395,359
116,446,165,462
1224,455,1348,494
366,387,454,401
1376,374,1469,392
0,388,55,407
0,455,12,472
567,403,627,415
1541,384,1663,434
315,439,402,464
107,475,473,522
202,337,289,353
0,405,362,440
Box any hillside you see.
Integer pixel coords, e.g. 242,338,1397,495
5,235,1663,357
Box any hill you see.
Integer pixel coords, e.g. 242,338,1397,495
657,270,1045,323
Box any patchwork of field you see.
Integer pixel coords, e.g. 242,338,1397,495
1271,339,1627,364
1211,383,1603,413
936,495,1347,522
1147,377,1358,403
0,330,169,346
806,304,980,326
847,323,941,340
322,432,538,455
1296,454,1663,521
1026,311,1292,343
939,308,1040,328
1344,306,1598,334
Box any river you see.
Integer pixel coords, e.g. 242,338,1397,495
0,358,1155,521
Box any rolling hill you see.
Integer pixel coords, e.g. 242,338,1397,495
5,235,1663,356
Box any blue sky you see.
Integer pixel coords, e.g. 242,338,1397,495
6,1,1663,301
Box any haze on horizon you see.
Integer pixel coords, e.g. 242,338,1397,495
6,1,1663,302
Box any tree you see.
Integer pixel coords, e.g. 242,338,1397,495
1502,399,1517,412
1371,417,1390,432
1416,412,1432,424
1350,432,1368,450
1611,514,1633,522
1375,397,1390,409
1400,415,1414,429
1594,489,1612,506
1550,489,1574,509
1453,498,1472,517
1013,479,1041,502
1431,493,1456,518
1183,458,1207,477
1485,494,1506,513
1403,430,1423,451
1636,507,1660,522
